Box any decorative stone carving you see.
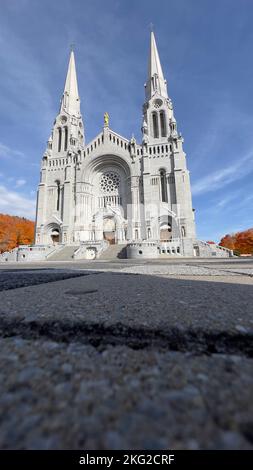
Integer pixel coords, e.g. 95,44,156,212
100,171,120,194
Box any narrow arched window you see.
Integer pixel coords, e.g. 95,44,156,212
64,127,68,151
58,128,62,152
152,112,159,138
160,111,166,137
56,181,60,211
61,186,64,218
181,226,186,237
160,169,168,202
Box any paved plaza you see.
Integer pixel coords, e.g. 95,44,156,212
0,258,252,449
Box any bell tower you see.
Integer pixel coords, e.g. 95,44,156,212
35,50,85,245
142,31,176,144
141,32,196,253
51,49,85,155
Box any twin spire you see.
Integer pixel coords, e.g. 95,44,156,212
60,31,168,118
146,31,168,101
60,50,80,117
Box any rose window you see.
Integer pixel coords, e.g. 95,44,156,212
100,171,120,194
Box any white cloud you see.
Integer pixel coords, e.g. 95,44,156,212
15,179,26,187
0,142,24,159
192,151,253,195
0,184,35,219
216,191,241,209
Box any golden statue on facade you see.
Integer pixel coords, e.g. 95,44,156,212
104,112,109,127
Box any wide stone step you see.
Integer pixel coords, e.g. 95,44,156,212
47,246,79,261
99,244,127,260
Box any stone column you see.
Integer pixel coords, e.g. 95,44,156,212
35,165,48,245
62,163,73,244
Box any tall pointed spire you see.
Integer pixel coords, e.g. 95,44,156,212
60,50,80,116
146,31,168,100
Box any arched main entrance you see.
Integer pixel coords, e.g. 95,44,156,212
81,154,132,244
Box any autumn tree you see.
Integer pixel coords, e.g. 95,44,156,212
219,228,253,255
0,214,34,253
236,229,253,254
219,234,236,251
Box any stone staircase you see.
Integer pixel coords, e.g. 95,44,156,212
46,245,79,261
98,244,127,260
194,240,233,258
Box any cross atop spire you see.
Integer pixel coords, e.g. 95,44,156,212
60,50,80,116
145,31,168,100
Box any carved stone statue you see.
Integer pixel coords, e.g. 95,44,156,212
142,118,149,144
130,134,136,146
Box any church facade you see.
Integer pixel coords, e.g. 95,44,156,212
32,32,230,260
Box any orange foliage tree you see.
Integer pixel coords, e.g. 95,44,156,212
0,214,34,253
219,228,253,255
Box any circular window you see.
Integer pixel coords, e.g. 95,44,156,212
60,115,67,124
100,171,120,194
153,98,163,108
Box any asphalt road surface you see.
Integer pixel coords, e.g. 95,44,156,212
0,257,252,449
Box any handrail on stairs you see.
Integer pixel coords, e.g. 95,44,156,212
45,244,65,259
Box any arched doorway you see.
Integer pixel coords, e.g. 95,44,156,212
51,228,60,244
45,223,61,245
160,222,172,241
158,212,180,241
103,217,116,244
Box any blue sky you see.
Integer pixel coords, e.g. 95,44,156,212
0,0,253,241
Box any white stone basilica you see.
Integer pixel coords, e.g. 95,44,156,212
1,31,231,262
